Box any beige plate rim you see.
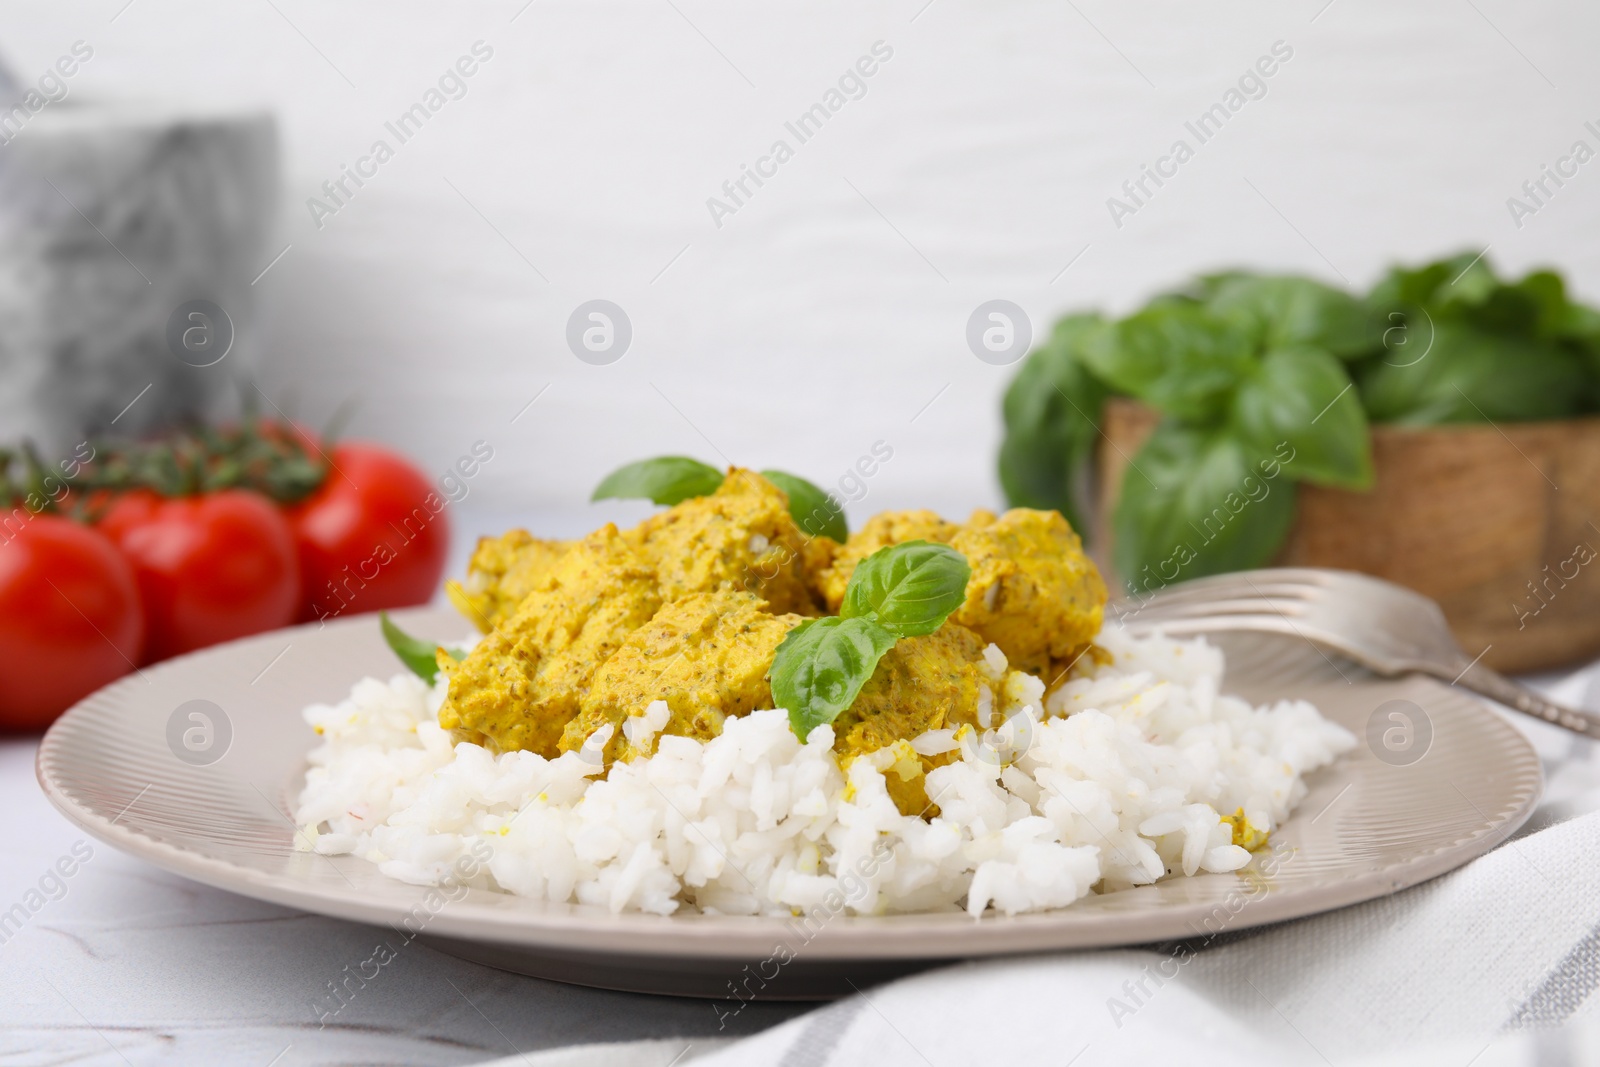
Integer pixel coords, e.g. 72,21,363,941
36,605,1545,964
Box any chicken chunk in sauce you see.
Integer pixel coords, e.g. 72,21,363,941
437,526,660,756
950,508,1106,678
448,530,573,632
560,590,803,761
624,468,820,616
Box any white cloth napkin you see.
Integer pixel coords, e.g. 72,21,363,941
479,667,1600,1067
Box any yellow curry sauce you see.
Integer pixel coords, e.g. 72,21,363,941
436,469,1107,791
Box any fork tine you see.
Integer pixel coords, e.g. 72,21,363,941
1151,567,1331,588
1112,597,1312,621
1111,566,1600,740
1118,582,1316,609
1109,613,1312,637
1110,569,1328,615
1128,567,1330,595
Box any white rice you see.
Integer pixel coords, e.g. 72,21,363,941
293,628,1355,918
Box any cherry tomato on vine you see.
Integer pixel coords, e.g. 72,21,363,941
285,442,450,623
0,515,144,730
250,418,322,456
98,489,300,662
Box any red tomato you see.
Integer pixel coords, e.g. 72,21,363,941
285,442,449,622
0,514,144,730
99,489,300,662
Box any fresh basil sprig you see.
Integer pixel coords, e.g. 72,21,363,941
841,539,970,635
1232,345,1372,487
758,469,848,542
381,612,465,685
998,314,1109,535
773,541,971,740
1111,425,1297,587
770,616,899,739
591,456,849,540
1000,274,1378,588
592,456,725,507
1001,255,1600,591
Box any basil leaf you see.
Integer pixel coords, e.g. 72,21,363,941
1080,304,1254,422
998,314,1109,533
771,616,899,740
1433,254,1499,310
1463,272,1563,337
1365,252,1509,339
1367,251,1487,311
841,540,970,638
773,541,969,740
1518,270,1574,340
1360,253,1600,424
591,456,724,506
1231,346,1373,489
1555,300,1600,377
1356,322,1591,425
1205,275,1382,360
1188,270,1256,300
381,612,464,685
1112,423,1297,590
760,469,848,542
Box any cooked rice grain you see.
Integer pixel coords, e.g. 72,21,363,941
294,628,1354,917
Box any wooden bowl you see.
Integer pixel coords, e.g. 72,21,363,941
1094,398,1600,673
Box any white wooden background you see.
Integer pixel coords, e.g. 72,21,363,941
8,0,1600,521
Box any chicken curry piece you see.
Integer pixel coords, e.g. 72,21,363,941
561,590,803,761
830,621,989,753
448,530,573,631
623,468,820,616
437,471,1106,776
437,526,661,756
950,508,1107,678
819,507,1106,678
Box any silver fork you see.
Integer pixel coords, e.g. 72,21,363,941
1109,567,1600,740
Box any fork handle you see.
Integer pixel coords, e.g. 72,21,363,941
1439,660,1600,740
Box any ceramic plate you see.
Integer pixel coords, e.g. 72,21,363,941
36,606,1543,999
